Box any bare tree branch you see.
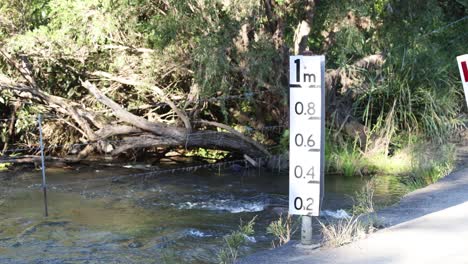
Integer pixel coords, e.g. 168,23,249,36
81,80,187,139
90,71,192,131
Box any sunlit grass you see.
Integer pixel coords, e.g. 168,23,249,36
0,163,11,171
326,138,363,177
326,142,412,177
363,151,412,175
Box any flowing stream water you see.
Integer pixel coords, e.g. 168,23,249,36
0,163,408,263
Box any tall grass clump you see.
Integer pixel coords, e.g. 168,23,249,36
326,134,365,177
218,217,256,264
320,179,379,248
403,143,456,190
334,3,466,183
266,214,298,248
352,180,375,215
318,216,372,248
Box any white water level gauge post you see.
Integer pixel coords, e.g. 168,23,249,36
289,55,325,245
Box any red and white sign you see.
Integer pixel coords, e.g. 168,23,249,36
457,54,468,107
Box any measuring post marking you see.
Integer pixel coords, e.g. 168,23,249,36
289,55,325,216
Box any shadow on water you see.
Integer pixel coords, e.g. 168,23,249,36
0,165,408,263
323,173,409,210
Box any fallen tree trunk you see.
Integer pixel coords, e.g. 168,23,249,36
80,80,270,157
0,155,80,167
197,120,270,156
111,131,268,157
0,52,271,159
81,80,187,140
0,77,271,158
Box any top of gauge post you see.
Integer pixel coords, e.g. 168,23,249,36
289,56,323,89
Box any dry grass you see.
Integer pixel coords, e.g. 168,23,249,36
319,177,380,248
319,216,364,247
318,215,377,248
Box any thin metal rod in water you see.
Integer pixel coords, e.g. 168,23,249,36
301,215,313,245
38,114,48,217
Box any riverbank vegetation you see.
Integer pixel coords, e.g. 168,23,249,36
0,1,466,183
326,136,457,188
218,217,257,264
266,213,297,248
320,180,380,248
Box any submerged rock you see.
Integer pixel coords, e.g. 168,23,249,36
321,209,351,219
268,206,288,215
11,241,21,248
42,221,70,227
128,240,143,248
230,163,245,172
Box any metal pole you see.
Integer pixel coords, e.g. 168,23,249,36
301,215,313,245
38,114,48,217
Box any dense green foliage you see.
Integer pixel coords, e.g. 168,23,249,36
0,0,466,167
